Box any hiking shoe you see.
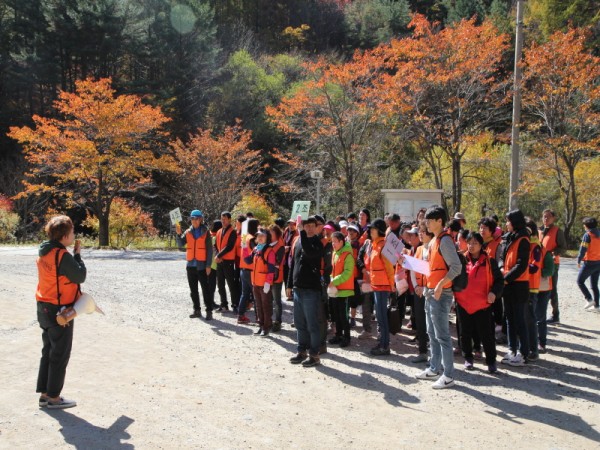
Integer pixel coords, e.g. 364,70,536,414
528,352,539,362
340,338,351,348
411,353,428,364
358,331,372,340
464,358,474,370
47,397,77,409
584,299,595,310
253,327,263,335
432,375,455,389
538,344,547,354
272,322,281,332
289,353,307,364
237,315,250,324
488,363,498,374
546,316,559,324
328,336,343,345
507,353,525,367
416,368,440,380
205,311,213,321
302,356,321,368
501,351,515,363
370,347,390,356
189,309,202,318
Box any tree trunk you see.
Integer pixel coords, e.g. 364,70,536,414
98,213,110,247
564,162,578,243
452,154,462,213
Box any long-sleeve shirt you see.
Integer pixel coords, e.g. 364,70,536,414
176,225,212,270
215,225,237,260
540,225,567,257
500,231,530,284
578,228,600,264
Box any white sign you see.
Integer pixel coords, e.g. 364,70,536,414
169,207,182,225
401,254,431,276
382,232,405,265
290,201,311,220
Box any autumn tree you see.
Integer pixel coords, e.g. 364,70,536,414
521,27,600,241
364,15,511,212
171,121,262,220
267,57,392,212
8,78,174,246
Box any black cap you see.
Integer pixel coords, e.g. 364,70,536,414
303,216,318,225
313,214,325,225
368,218,387,236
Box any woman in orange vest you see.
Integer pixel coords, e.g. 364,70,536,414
499,209,531,367
525,218,543,362
368,219,395,356
328,231,356,348
36,215,86,410
577,217,600,313
238,218,259,324
250,228,277,336
454,232,504,373
269,224,286,331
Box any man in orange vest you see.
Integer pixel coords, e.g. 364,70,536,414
36,215,86,409
176,210,214,320
539,209,566,323
415,205,462,389
577,217,600,312
214,211,239,312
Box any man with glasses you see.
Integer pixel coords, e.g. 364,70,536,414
176,210,214,320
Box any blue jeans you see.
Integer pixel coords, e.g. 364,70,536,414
424,288,454,378
526,293,539,355
374,291,390,349
238,269,252,315
293,288,322,356
577,261,600,307
535,291,551,347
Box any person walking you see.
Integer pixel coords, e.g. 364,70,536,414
539,209,567,323
36,215,86,409
214,211,239,313
176,210,214,320
577,217,600,313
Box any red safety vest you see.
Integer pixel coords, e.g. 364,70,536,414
455,253,493,314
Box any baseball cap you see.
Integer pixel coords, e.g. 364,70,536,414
303,216,318,225
453,212,466,222
347,224,360,234
339,220,349,228
190,210,203,218
407,226,419,234
323,224,336,232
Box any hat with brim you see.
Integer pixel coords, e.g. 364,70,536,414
453,212,466,222
347,224,360,234
190,209,203,218
407,227,419,234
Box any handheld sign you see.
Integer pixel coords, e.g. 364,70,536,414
290,201,311,220
169,207,182,225
382,232,405,265
401,254,431,276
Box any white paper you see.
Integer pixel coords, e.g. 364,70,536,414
169,207,182,225
290,201,311,220
382,233,405,264
401,254,430,276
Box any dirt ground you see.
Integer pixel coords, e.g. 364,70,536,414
0,246,598,449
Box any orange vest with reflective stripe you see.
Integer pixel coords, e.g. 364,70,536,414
273,239,285,283
504,236,529,282
239,235,254,270
540,226,561,264
251,247,272,287
36,248,81,305
529,241,543,291
584,232,600,261
369,238,393,290
332,251,355,291
216,226,236,261
185,230,207,262
427,232,453,289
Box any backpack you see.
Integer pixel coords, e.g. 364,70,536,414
439,234,468,292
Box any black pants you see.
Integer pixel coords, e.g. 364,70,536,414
331,297,350,339
187,267,214,312
36,302,74,398
217,260,240,308
456,304,497,366
550,264,560,319
413,294,428,354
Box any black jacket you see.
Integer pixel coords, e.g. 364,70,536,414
288,230,323,290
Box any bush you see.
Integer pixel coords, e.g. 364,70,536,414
0,195,20,242
83,198,158,248
232,193,276,225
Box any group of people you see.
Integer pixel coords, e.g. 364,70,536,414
34,205,599,409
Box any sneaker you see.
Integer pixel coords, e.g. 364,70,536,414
302,356,321,368
349,318,356,328
253,327,263,335
538,344,547,354
464,358,474,370
584,299,595,310
501,351,515,363
358,331,372,340
488,363,498,374
528,352,539,361
370,346,390,356
328,336,343,345
205,311,213,321
47,397,77,409
473,351,483,360
260,329,269,337
507,353,525,367
272,322,281,332
340,338,351,348
432,375,455,389
415,368,440,380
39,395,49,407
189,309,202,318
289,353,307,364
232,307,239,315
587,306,600,313
411,353,428,364
546,316,559,324
237,315,250,324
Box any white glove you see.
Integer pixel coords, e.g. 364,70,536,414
263,282,271,294
327,285,338,297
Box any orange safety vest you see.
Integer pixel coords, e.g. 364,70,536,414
362,241,371,283
185,230,208,262
504,236,530,282
427,232,453,289
273,239,285,283
251,247,272,287
216,226,236,261
369,238,394,290
414,245,426,287
36,248,81,305
539,226,561,264
332,251,355,291
529,241,543,291
484,236,501,260
235,233,242,263
239,235,255,270
583,231,600,261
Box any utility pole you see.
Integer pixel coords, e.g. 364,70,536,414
509,0,525,211
310,169,324,215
